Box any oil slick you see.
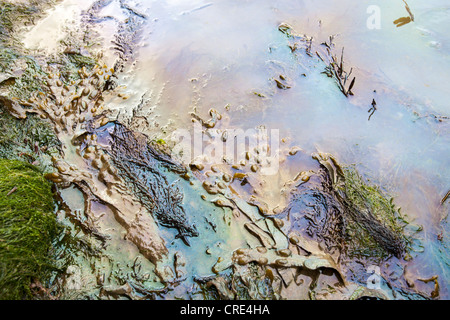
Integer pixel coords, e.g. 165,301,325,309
1,0,449,300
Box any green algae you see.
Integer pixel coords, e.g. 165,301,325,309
0,0,98,99
0,0,100,168
0,159,58,299
0,106,60,171
0,1,57,56
311,152,414,258
0,1,53,99
0,48,20,74
339,165,413,259
8,58,48,100
0,1,42,46
50,52,99,84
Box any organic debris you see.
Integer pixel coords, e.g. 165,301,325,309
12,65,178,281
276,152,414,260
312,152,410,258
278,24,356,97
394,0,415,27
368,99,377,121
318,40,356,97
196,263,277,300
441,190,450,205
0,0,443,301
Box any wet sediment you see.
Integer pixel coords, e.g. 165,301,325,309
0,0,446,300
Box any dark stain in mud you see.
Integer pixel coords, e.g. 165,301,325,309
90,121,198,245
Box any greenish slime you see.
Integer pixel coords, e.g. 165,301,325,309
0,159,58,299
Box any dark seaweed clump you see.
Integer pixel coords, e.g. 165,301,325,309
93,122,198,245
278,165,411,260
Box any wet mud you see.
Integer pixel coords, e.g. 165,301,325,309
0,0,448,300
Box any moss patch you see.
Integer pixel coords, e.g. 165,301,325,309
0,159,59,299
340,165,411,258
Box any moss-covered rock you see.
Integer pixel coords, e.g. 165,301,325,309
0,159,58,299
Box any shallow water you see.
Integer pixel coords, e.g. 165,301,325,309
21,0,450,299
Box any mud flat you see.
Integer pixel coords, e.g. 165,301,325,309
0,0,448,299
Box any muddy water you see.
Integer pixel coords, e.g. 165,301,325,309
20,0,449,298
